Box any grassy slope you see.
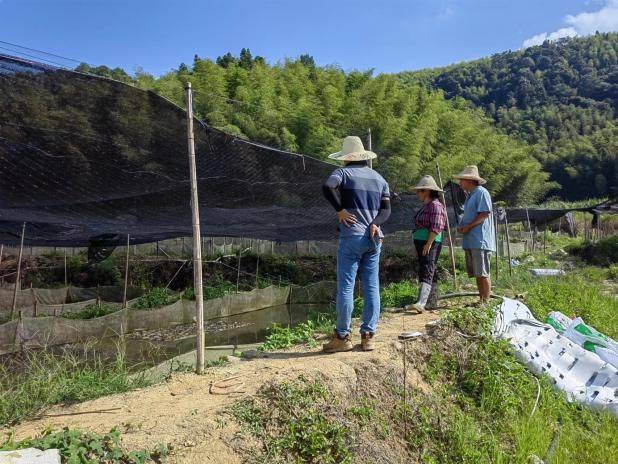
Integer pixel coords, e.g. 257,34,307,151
248,238,618,463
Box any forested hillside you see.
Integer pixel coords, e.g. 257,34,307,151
401,33,618,200
76,53,550,205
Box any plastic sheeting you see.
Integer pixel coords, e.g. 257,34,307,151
494,298,617,416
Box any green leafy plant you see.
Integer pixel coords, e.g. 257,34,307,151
232,377,352,463
132,287,178,309
63,303,119,320
0,427,168,463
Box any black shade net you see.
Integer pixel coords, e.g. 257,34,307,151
0,53,598,248
0,53,429,246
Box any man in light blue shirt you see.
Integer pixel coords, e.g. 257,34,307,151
454,165,495,304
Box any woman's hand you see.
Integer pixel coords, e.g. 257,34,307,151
422,241,433,256
337,209,357,227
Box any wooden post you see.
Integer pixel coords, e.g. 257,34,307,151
504,212,513,277
436,164,457,290
186,82,205,374
236,249,242,293
10,222,26,320
525,208,533,251
0,244,3,286
122,234,130,308
64,249,68,288
255,254,260,288
543,226,547,254
493,212,499,280
367,128,373,170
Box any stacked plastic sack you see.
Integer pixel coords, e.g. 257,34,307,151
546,311,618,368
493,298,617,416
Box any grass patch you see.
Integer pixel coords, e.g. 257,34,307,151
566,235,618,266
260,310,335,351
0,348,149,426
404,307,618,463
1,427,168,463
62,303,119,320
231,376,352,463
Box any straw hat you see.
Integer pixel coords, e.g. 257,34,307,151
328,136,377,161
453,165,486,185
411,175,443,192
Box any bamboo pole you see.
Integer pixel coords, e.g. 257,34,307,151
504,211,513,277
10,222,26,320
493,212,499,280
186,82,205,374
436,164,457,290
0,244,3,285
64,249,68,288
122,234,130,308
367,128,372,170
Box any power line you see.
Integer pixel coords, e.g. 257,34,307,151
0,39,82,63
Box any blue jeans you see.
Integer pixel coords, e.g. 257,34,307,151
336,235,382,337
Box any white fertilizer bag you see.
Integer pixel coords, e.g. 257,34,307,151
494,298,618,416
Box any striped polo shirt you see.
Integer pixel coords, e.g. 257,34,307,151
325,164,390,237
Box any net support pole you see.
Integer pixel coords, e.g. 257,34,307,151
185,82,205,375
493,212,499,281
10,222,26,320
504,212,512,277
64,249,68,288
367,128,373,170
436,164,457,290
122,234,130,308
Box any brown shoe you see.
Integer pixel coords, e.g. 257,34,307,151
361,332,375,351
322,332,353,353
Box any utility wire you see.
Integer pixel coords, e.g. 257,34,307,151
0,40,83,63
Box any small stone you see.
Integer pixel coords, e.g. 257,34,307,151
241,349,268,359
225,355,241,363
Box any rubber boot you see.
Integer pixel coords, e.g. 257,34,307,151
411,282,432,313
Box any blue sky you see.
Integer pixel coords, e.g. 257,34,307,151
0,0,616,76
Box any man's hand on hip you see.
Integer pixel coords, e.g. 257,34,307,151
337,209,357,227
369,224,380,239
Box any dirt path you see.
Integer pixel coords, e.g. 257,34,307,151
4,311,439,463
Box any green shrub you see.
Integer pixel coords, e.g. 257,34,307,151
566,235,618,265
63,303,118,320
132,287,177,309
1,428,167,463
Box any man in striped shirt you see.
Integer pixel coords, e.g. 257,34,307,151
321,136,391,353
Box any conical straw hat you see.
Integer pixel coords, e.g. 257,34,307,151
453,165,486,185
411,175,443,192
328,136,377,161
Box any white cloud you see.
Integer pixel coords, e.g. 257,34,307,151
522,0,618,48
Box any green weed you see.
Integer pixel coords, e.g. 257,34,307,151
0,349,149,426
132,287,178,309
62,303,119,320
231,377,352,464
1,427,168,463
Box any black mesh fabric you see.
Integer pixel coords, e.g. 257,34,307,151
0,53,427,246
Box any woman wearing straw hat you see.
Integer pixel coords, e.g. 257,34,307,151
321,136,391,353
406,175,447,313
453,165,495,305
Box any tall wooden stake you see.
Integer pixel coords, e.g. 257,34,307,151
64,249,68,287
0,244,3,285
367,128,373,170
10,223,26,320
493,212,499,280
186,82,205,374
504,212,513,277
122,234,130,308
436,164,457,290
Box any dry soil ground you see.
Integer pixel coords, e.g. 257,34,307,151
3,310,441,463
